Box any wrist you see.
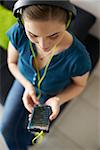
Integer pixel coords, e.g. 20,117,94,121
54,96,61,106
25,81,34,90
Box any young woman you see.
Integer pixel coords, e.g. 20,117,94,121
0,1,91,149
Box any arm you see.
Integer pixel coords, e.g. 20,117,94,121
7,42,39,112
57,72,89,105
45,72,89,120
7,41,30,88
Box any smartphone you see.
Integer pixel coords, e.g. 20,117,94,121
27,105,52,133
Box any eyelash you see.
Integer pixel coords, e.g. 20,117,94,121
29,33,59,39
30,34,37,38
50,35,59,39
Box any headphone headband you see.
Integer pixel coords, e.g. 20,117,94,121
13,0,77,19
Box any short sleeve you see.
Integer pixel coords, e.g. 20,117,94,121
71,52,92,77
6,23,24,52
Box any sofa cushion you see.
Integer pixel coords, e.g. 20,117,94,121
69,5,96,41
0,0,16,10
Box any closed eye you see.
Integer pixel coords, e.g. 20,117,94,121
29,33,38,38
28,31,60,38
49,34,59,39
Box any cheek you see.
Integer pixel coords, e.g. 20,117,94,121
48,40,56,47
51,37,62,45
26,33,37,43
26,33,31,40
55,34,65,44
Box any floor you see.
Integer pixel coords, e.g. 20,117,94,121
0,61,99,150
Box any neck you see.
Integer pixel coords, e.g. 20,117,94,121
37,48,52,59
55,31,73,54
35,31,73,58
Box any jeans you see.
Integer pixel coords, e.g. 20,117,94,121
0,80,70,150
0,80,34,150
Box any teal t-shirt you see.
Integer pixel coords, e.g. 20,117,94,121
6,23,92,104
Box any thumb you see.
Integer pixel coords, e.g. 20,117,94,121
29,91,39,104
49,112,57,121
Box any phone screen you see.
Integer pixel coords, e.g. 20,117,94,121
27,105,52,132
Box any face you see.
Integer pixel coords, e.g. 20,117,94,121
24,19,66,52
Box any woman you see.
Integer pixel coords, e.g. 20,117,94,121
0,1,91,149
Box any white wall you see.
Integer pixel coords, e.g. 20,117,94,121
70,0,100,39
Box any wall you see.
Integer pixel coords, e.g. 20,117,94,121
70,0,100,39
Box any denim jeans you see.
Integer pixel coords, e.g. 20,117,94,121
0,80,34,150
0,80,70,150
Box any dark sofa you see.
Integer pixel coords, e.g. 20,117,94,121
0,1,99,105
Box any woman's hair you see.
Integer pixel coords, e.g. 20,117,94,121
22,5,68,24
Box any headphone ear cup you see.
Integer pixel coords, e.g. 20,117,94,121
17,14,24,28
66,12,73,29
15,7,24,28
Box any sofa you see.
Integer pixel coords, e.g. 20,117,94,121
0,1,99,105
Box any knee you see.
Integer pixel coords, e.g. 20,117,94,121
0,121,9,140
0,118,14,143
0,121,17,149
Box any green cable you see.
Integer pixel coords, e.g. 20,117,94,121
30,42,41,99
30,42,57,144
27,11,72,144
66,12,72,29
30,41,57,100
29,11,72,99
32,131,44,144
30,42,40,80
37,45,56,99
30,13,72,143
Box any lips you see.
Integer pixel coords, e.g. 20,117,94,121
40,47,50,51
43,48,49,50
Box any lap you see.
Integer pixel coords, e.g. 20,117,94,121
0,80,34,149
1,80,25,129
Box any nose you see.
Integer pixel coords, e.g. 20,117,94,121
38,38,48,49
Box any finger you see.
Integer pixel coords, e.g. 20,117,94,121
28,114,32,121
25,103,33,113
29,114,32,118
22,95,33,113
30,91,39,104
49,112,58,121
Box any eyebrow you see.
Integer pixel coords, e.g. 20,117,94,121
28,31,60,37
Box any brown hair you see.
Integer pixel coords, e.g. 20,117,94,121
22,5,68,24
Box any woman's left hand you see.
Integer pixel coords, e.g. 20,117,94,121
45,96,60,121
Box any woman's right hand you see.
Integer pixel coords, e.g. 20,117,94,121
22,83,39,113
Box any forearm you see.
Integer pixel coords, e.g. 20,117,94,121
46,73,89,120
8,63,30,88
57,83,85,106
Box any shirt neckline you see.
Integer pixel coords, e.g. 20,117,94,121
54,32,75,57
32,32,75,58
30,33,76,72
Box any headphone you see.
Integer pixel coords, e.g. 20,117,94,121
13,0,77,29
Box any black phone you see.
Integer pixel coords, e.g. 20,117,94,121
27,105,52,133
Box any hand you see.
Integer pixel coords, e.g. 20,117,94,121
45,96,60,121
22,83,39,113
